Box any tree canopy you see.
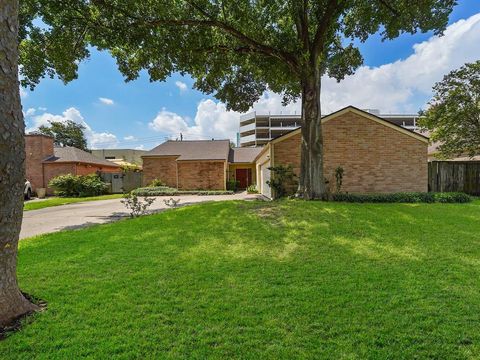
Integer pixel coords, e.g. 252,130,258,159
37,120,88,150
419,60,480,159
20,0,454,111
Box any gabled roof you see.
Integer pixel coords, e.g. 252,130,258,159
143,140,231,161
270,106,429,145
228,147,263,163
43,147,121,167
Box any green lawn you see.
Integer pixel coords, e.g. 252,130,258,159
23,194,123,211
3,200,480,358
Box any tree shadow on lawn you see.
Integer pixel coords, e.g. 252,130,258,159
12,200,480,358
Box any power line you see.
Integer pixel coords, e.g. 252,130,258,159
89,133,233,148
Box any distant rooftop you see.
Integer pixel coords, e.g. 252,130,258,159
44,147,121,167
143,140,231,161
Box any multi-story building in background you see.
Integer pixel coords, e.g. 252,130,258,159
238,109,420,147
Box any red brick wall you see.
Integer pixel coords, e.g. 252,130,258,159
177,161,225,190
43,163,76,194
43,163,120,194
142,157,178,187
25,135,54,191
273,134,302,175
272,112,428,193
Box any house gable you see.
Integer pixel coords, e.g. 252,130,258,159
269,106,429,146
264,106,428,194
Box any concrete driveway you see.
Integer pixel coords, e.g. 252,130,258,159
21,193,263,239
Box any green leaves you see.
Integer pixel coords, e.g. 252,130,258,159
38,120,88,151
419,61,480,158
19,0,455,111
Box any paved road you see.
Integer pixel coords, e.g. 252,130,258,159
21,193,262,239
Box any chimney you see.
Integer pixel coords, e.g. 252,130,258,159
25,134,54,191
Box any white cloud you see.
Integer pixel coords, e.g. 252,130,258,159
175,81,188,93
38,107,47,111
321,13,480,113
124,135,137,141
135,145,145,150
148,101,239,141
28,107,119,149
24,108,36,117
99,97,115,105
19,87,28,98
149,108,189,134
89,132,119,149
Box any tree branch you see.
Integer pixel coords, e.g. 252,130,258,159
90,0,300,74
293,0,309,51
182,0,300,73
377,0,400,16
312,0,342,62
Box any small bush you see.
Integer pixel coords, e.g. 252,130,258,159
267,165,298,198
226,179,240,191
335,166,344,193
48,173,108,197
132,187,234,196
148,178,166,187
434,192,472,203
247,184,259,194
121,192,156,218
332,192,471,203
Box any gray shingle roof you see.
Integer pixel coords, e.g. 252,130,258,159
43,147,121,167
228,147,263,163
143,140,231,161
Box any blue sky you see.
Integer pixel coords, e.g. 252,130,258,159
22,1,480,149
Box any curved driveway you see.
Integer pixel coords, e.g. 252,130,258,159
21,193,262,239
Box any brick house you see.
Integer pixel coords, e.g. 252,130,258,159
142,106,428,197
142,140,262,190
25,134,120,194
256,106,428,197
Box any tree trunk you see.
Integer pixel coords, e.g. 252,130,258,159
0,0,38,327
298,68,325,200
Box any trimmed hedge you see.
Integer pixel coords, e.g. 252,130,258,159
332,192,472,203
132,186,234,196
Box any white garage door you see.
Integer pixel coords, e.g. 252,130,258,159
260,161,271,199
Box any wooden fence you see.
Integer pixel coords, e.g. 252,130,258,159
100,171,143,193
428,161,480,195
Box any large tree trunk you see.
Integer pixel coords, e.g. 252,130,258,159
298,68,326,200
0,0,38,327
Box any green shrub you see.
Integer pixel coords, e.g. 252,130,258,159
332,192,471,203
132,187,234,196
434,192,472,203
148,178,166,187
247,184,259,194
335,166,344,193
226,179,240,191
48,173,108,197
267,165,298,198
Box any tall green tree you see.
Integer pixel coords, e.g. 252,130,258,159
20,0,455,199
419,60,480,159
0,0,38,327
0,0,458,326
38,120,88,151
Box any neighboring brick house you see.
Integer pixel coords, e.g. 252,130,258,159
142,140,262,190
25,134,120,194
256,106,428,197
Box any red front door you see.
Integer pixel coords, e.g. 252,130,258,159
236,169,249,189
